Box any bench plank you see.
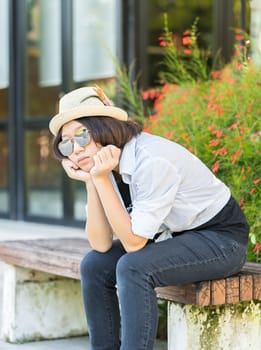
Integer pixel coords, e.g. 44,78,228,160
226,276,240,304
211,279,226,305
253,274,261,299
240,275,253,301
0,238,91,279
196,281,211,306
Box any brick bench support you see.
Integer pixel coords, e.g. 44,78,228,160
156,263,261,350
0,238,91,343
1,264,87,343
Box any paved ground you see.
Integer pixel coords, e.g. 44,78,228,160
0,219,167,350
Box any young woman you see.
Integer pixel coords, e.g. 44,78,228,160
49,86,249,350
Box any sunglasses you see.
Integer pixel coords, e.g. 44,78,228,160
58,128,91,156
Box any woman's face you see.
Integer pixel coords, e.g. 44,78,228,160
61,120,102,172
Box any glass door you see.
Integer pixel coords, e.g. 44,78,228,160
24,0,63,220
0,0,10,215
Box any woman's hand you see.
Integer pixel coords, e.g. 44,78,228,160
91,145,121,179
62,159,91,183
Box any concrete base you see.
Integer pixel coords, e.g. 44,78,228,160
168,300,261,350
1,264,87,343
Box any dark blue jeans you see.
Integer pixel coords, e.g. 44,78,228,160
80,230,247,350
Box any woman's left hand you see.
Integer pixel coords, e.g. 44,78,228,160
90,145,121,178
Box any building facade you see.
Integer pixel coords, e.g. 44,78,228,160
0,0,253,227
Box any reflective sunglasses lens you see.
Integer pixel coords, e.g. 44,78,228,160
75,129,90,147
58,139,73,156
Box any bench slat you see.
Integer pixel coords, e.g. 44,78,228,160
197,281,211,306
226,276,240,304
211,279,226,305
240,275,253,301
253,274,261,300
0,238,91,279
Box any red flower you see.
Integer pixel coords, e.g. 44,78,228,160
213,147,228,156
212,161,219,173
143,127,152,134
249,188,256,195
239,197,245,210
253,178,260,185
228,122,239,130
184,49,192,55
182,36,192,46
209,139,219,147
159,41,166,47
142,91,149,100
253,243,261,255
216,130,223,138
231,150,241,164
235,35,245,41
211,71,221,79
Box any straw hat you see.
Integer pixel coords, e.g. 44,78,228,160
49,86,128,135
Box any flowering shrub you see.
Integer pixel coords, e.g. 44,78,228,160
142,25,261,262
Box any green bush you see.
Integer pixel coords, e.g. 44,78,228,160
142,23,261,262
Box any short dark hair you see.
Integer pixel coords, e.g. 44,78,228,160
52,116,143,160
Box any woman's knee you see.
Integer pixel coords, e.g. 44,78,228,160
116,252,147,284
80,241,126,281
80,250,99,279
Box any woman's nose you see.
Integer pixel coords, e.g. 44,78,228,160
73,141,85,153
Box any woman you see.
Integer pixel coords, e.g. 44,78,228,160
49,86,249,350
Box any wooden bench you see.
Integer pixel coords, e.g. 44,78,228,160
0,238,260,349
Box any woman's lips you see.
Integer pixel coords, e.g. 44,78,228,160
77,156,90,164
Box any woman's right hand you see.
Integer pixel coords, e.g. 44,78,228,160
61,159,91,183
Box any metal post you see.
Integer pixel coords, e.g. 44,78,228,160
61,0,74,223
213,0,234,63
8,0,26,220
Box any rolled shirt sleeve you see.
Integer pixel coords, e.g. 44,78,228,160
130,154,181,239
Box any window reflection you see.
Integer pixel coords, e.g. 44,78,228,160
25,130,63,218
74,181,86,221
0,131,9,212
26,0,61,119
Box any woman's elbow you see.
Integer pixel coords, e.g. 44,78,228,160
124,238,148,253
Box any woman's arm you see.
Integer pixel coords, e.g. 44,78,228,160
61,159,113,252
93,176,148,252
85,180,113,252
91,145,148,252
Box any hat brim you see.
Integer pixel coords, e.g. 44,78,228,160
49,105,128,135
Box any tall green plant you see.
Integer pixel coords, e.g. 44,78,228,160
113,59,145,123
159,14,210,84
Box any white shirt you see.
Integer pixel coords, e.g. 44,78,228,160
118,132,231,241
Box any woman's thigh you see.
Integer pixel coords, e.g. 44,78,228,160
120,231,247,287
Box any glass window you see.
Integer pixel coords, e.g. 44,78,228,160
0,131,9,213
0,0,9,123
25,130,63,218
73,0,119,82
0,0,9,91
26,0,61,119
73,181,87,221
